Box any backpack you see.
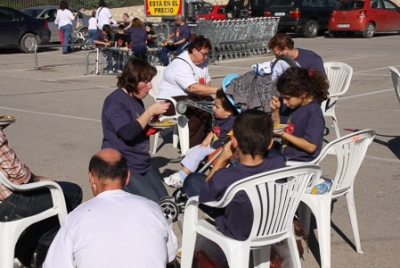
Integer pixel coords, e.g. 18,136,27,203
225,55,298,113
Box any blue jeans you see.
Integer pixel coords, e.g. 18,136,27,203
123,167,168,203
160,43,187,65
182,172,206,198
0,181,82,262
88,29,97,45
60,24,72,53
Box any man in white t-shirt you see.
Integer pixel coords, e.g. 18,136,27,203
159,35,220,149
43,148,178,268
96,0,113,29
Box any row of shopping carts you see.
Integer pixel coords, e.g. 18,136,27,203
192,17,280,64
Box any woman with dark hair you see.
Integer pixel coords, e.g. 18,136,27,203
54,1,75,54
124,18,148,59
101,58,170,202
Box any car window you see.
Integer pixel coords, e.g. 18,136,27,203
270,0,296,7
0,9,22,22
313,0,329,7
218,7,226,13
336,0,364,9
22,9,42,18
383,0,397,10
328,0,339,7
371,0,383,8
42,9,57,22
199,6,213,14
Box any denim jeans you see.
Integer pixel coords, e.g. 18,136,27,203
60,24,72,53
88,29,97,45
182,172,206,198
123,167,168,203
0,181,82,262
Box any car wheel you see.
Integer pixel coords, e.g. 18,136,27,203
79,28,88,49
304,20,319,38
362,22,375,38
19,33,39,53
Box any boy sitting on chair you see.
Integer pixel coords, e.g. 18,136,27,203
183,109,286,240
163,77,240,187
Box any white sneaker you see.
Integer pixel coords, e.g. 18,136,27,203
163,173,183,187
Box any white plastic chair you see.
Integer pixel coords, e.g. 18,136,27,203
388,66,400,104
0,172,68,268
287,129,375,268
149,65,189,156
181,165,322,268
322,62,353,138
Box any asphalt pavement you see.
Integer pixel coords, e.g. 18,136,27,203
1,32,400,268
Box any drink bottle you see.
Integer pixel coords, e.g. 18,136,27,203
311,178,332,194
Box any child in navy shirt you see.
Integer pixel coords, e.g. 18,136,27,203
184,110,286,240
270,67,329,161
164,88,239,187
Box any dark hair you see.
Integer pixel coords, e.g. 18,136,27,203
91,10,96,17
102,24,111,33
118,24,125,30
216,89,235,114
268,33,294,50
88,153,128,184
60,0,69,10
276,67,329,102
99,0,107,7
130,17,143,28
145,22,153,28
188,35,212,53
117,58,157,94
233,110,273,158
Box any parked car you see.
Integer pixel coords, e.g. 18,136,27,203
265,0,339,37
225,0,271,18
196,5,227,20
328,0,400,38
0,6,50,53
22,6,90,43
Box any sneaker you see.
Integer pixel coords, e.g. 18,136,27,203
117,69,122,74
108,70,114,74
163,173,183,187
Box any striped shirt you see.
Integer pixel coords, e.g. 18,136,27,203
0,129,31,200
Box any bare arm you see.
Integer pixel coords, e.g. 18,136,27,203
278,132,317,154
135,101,170,129
201,131,213,147
205,141,233,182
187,83,220,95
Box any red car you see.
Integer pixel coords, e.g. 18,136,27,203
329,0,400,38
196,5,227,21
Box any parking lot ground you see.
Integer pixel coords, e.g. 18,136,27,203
1,33,400,267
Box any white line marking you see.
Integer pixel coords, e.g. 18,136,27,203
340,88,393,100
0,107,100,122
365,155,400,163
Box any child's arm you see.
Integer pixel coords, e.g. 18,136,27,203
270,96,281,123
280,132,317,154
201,131,213,147
205,141,233,182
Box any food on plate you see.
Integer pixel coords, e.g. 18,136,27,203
273,123,287,129
0,115,16,120
152,120,176,126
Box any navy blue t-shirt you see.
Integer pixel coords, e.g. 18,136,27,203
172,23,190,42
295,48,326,75
101,88,150,174
210,116,235,149
124,27,147,47
199,155,286,240
280,100,324,161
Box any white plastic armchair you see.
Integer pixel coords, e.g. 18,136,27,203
322,62,353,138
181,165,322,268
388,66,400,104
0,172,68,268
149,65,189,156
287,129,375,268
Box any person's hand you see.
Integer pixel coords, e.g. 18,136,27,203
270,96,281,111
148,101,170,116
219,140,234,160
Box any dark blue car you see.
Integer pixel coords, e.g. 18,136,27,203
0,6,51,53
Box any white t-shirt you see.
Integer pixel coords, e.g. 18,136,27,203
158,51,211,98
88,17,97,30
54,9,74,28
96,7,112,29
43,190,178,268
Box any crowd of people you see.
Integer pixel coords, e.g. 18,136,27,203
1,2,331,263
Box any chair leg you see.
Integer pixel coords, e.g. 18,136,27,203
314,201,332,268
346,191,363,254
152,133,160,154
332,116,341,138
0,229,18,268
287,232,302,268
252,246,271,268
172,125,178,148
177,116,189,156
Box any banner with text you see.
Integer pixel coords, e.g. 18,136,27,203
145,0,182,16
